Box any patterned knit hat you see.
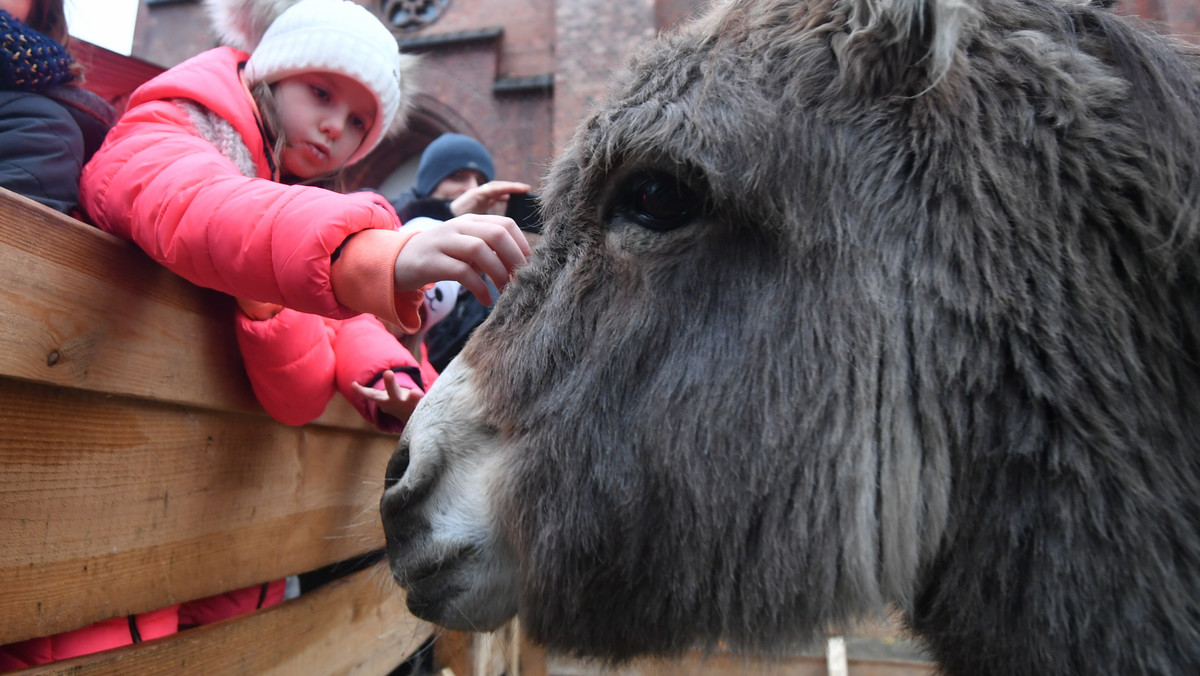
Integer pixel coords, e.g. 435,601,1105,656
0,9,75,93
206,0,417,165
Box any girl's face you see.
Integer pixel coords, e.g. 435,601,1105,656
273,71,377,180
0,0,34,21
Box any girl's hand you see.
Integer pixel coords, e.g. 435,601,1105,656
393,213,531,306
352,370,423,425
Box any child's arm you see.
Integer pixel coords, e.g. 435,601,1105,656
447,180,531,217
329,212,531,324
351,370,422,429
80,98,398,321
394,213,531,306
327,212,529,337
330,314,428,432
234,307,337,426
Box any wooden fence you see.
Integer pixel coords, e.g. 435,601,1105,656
0,187,433,674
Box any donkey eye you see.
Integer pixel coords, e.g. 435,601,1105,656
614,172,699,232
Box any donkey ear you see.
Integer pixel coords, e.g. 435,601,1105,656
834,0,975,95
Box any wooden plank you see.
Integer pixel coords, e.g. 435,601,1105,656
516,634,549,676
71,40,164,109
19,565,434,676
544,654,935,676
434,623,532,676
0,377,398,644
435,631,475,676
542,617,933,676
0,187,370,430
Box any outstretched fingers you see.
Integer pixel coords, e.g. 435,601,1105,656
352,371,423,423
394,214,531,305
450,180,532,217
462,214,530,283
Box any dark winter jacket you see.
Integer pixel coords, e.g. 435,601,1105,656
0,87,115,213
0,7,116,214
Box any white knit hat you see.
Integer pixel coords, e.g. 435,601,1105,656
207,0,416,165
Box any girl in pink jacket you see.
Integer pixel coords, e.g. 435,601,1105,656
80,0,528,428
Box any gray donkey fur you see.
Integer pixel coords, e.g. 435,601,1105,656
381,0,1200,673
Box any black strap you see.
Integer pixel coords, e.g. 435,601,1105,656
256,581,270,609
127,615,142,643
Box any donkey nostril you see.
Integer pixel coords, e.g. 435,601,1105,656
385,443,410,490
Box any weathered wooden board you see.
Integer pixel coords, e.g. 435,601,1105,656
15,566,432,676
0,188,406,651
0,377,396,644
0,187,368,430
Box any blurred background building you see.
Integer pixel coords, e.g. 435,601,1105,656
73,0,1200,201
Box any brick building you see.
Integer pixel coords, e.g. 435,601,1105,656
123,0,1198,199
129,0,710,199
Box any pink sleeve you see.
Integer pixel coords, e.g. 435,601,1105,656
330,227,425,332
331,314,424,433
235,308,337,426
80,99,398,320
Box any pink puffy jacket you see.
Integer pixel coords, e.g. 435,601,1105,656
237,310,438,430
79,47,423,331
0,581,288,670
80,47,437,429
0,606,179,670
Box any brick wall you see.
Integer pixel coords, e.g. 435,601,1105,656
553,0,659,151
401,0,556,78
383,35,554,189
